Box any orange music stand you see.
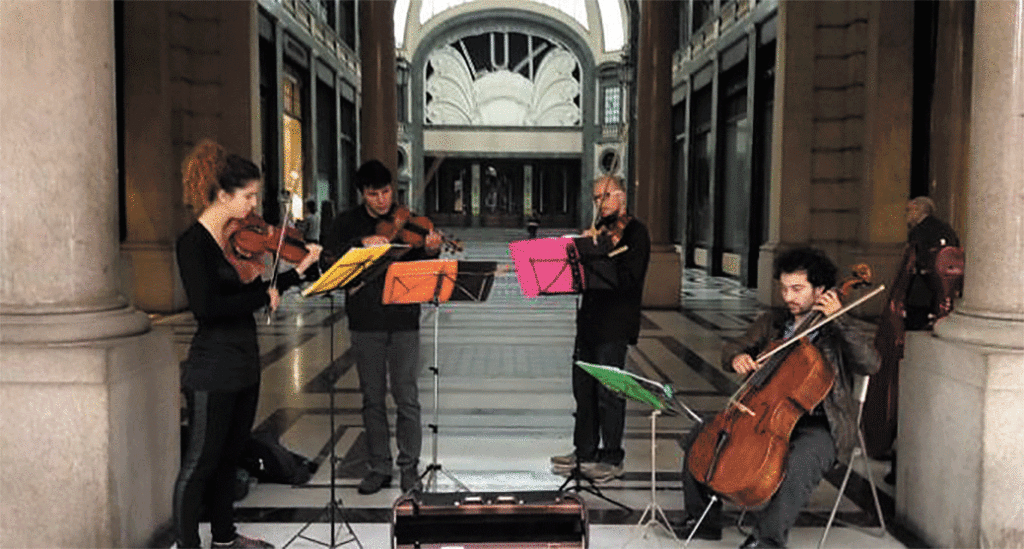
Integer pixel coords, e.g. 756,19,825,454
382,260,497,493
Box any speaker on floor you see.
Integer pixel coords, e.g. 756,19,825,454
392,490,587,548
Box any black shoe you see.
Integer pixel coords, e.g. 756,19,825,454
400,467,422,492
739,535,783,548
357,471,392,494
671,515,722,541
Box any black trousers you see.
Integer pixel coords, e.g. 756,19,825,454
174,385,260,548
682,414,836,547
571,336,628,465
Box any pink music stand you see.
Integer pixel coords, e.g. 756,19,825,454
509,237,585,297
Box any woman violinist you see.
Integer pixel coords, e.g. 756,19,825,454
174,140,321,549
675,248,878,548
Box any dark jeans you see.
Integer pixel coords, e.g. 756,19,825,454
174,385,260,548
572,336,628,465
682,414,836,547
351,329,422,475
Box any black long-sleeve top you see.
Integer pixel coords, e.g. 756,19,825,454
575,217,651,344
321,204,438,332
176,221,304,391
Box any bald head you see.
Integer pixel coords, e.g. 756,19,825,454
593,175,626,218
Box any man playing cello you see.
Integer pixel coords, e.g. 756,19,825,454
674,247,879,548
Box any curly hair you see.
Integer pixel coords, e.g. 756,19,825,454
182,139,227,214
773,247,837,289
182,139,261,214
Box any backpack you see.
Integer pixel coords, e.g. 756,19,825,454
240,429,318,485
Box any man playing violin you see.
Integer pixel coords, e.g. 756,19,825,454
321,159,442,495
675,247,878,548
551,174,650,483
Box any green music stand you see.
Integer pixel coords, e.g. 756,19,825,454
576,361,701,546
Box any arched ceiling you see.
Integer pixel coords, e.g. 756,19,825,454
395,0,625,56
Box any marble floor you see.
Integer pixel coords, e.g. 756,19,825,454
155,227,917,549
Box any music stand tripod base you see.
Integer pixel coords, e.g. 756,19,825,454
625,409,677,547
557,462,633,513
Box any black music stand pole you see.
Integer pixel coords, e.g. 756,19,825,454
284,292,361,548
285,247,408,548
421,287,470,492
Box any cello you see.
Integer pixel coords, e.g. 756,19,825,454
685,265,884,507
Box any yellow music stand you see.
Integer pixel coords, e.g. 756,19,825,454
302,244,409,297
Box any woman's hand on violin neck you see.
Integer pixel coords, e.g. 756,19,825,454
424,231,443,253
362,235,390,247
294,243,323,275
732,353,760,375
813,289,842,316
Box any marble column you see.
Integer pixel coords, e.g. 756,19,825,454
634,0,681,308
359,0,398,180
0,1,178,546
898,1,1024,547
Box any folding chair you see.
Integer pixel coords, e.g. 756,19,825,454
818,374,888,548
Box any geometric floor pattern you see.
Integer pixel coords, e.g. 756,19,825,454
155,227,914,548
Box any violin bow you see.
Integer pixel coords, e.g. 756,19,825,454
754,284,887,366
265,193,292,324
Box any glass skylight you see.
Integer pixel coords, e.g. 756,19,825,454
399,1,625,53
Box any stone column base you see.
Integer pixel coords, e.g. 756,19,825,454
898,329,1024,549
0,328,179,547
643,244,681,309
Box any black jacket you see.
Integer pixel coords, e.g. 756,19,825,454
575,217,651,344
906,215,960,310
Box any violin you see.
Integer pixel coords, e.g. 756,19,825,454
223,213,310,282
685,264,884,508
595,213,631,242
376,205,462,252
589,213,632,257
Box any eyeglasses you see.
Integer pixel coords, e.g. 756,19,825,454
592,190,621,202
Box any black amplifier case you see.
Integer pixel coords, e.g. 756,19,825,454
392,490,588,548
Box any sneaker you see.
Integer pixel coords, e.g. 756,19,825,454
400,467,422,492
579,461,624,483
551,464,577,476
211,534,275,548
550,452,577,467
357,471,392,494
670,515,722,541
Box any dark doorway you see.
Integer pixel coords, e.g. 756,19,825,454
424,157,580,228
